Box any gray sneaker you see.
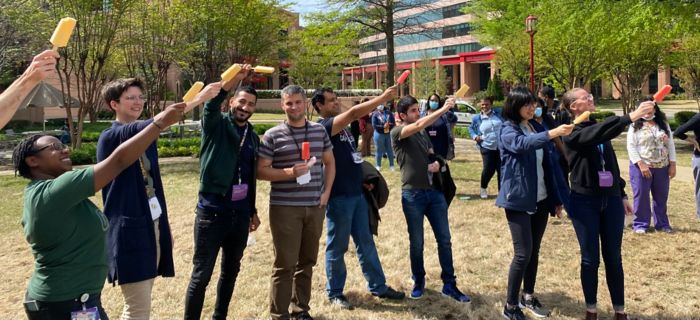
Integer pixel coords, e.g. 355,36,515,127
329,295,354,310
519,295,550,318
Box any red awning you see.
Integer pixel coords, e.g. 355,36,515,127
459,50,496,63
439,57,462,65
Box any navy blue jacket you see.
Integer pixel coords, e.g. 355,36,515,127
496,120,562,213
371,110,395,133
96,120,174,285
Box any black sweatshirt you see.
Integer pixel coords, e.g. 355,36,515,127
562,114,630,198
673,112,700,157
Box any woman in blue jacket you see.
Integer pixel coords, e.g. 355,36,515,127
496,87,574,320
371,103,396,171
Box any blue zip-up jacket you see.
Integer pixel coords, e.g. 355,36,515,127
371,110,395,133
469,108,503,148
496,120,562,213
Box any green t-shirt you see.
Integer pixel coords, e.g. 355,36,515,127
391,125,434,190
22,167,109,302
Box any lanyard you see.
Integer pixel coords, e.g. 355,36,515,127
597,144,606,169
286,120,309,160
340,128,356,151
235,123,249,184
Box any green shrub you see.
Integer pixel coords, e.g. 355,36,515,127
674,111,697,126
590,111,616,121
253,123,276,136
70,143,97,165
81,131,102,142
668,119,679,131
4,120,33,131
453,126,470,139
256,89,382,99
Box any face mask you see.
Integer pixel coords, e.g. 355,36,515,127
642,114,655,121
377,105,384,111
429,101,439,110
534,107,543,118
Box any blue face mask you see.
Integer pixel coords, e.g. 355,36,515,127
534,107,543,118
377,105,384,111
429,101,439,110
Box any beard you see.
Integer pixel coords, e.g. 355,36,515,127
287,112,305,122
232,106,252,123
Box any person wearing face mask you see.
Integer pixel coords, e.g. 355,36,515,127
469,96,504,199
371,103,396,171
423,94,457,159
626,98,676,234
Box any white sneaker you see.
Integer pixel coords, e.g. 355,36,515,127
390,166,395,172
480,188,488,199
375,166,381,171
634,229,646,234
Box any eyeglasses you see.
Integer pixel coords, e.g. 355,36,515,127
32,142,68,153
117,95,146,102
577,94,594,102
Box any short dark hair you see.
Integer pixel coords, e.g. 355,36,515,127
12,134,44,179
502,87,536,123
540,85,555,99
101,78,145,108
480,96,494,104
396,95,419,114
224,85,258,111
311,88,334,112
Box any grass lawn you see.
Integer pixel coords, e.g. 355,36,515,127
0,139,699,319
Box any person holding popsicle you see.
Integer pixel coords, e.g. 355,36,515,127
14,101,185,319
96,78,221,319
672,99,700,224
371,103,396,171
561,88,654,320
391,94,472,303
311,86,405,310
184,65,265,319
626,97,676,234
257,85,336,320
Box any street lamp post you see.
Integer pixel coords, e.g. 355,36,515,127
525,15,538,92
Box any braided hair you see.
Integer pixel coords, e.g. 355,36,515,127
12,135,43,179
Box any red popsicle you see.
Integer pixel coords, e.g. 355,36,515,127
653,85,672,102
397,70,411,84
301,142,310,160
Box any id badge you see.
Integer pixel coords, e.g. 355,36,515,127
598,171,613,187
428,130,437,137
148,197,162,220
71,307,99,320
351,152,363,164
231,184,249,201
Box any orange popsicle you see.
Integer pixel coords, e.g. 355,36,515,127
397,70,411,84
221,64,242,82
455,84,470,98
50,18,77,50
573,111,591,124
254,66,275,74
653,85,672,102
301,142,310,160
182,81,204,103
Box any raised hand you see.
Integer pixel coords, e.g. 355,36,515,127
381,85,399,101
26,50,59,81
154,102,186,128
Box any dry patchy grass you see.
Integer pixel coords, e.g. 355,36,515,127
1,139,699,319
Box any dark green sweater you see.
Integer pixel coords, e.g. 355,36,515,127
199,89,259,212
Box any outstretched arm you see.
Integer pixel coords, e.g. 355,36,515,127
330,85,398,136
398,98,455,139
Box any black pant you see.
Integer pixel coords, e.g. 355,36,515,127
184,208,251,320
505,203,549,306
24,292,108,320
480,147,501,189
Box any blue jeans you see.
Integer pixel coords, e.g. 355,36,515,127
374,132,394,168
325,193,388,297
568,192,625,309
401,189,456,284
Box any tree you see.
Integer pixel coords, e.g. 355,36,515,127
287,11,360,88
412,54,447,99
0,0,51,87
674,35,700,110
330,0,439,86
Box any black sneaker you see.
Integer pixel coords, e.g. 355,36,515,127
520,295,550,318
292,311,314,320
329,295,354,310
503,305,527,320
373,286,405,300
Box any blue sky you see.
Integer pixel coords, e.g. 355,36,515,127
284,0,326,25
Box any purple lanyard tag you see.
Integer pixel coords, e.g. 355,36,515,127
231,184,249,201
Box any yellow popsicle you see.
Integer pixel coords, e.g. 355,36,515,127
182,81,204,103
254,66,275,74
454,84,470,98
221,64,242,82
573,111,591,124
50,17,77,49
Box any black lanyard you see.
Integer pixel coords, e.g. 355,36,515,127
235,123,249,184
597,144,606,170
285,120,309,160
